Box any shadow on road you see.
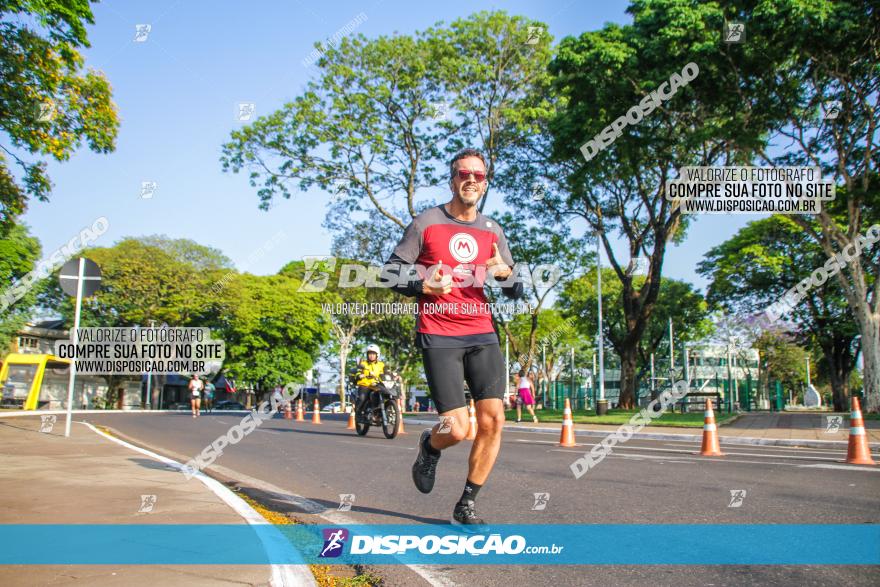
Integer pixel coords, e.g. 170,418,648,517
261,426,362,439
233,484,447,525
127,457,180,472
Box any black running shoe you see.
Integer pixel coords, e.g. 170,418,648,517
412,429,440,494
452,500,487,532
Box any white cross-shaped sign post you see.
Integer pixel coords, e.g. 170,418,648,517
58,258,102,437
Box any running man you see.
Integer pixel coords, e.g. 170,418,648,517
384,148,523,528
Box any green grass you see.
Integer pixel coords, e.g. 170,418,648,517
405,407,734,427
505,408,735,428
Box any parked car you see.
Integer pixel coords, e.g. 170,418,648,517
320,401,353,413
213,400,246,411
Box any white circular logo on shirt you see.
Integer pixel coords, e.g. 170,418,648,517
449,232,478,263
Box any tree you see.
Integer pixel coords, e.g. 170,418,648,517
698,215,863,410
42,238,217,328
0,222,41,351
502,0,760,407
0,0,119,235
215,273,328,390
139,235,233,271
755,329,808,403
280,258,392,407
560,269,713,399
37,237,226,405
219,11,552,228
323,211,425,401
726,0,880,411
501,307,593,405
358,311,421,396
490,213,591,374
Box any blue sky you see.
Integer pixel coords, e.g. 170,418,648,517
19,0,764,291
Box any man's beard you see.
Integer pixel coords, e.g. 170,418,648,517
457,184,482,206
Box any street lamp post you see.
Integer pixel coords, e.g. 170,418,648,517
596,232,608,415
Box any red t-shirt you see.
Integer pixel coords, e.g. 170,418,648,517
389,205,516,347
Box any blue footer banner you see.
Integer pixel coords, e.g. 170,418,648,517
0,524,877,565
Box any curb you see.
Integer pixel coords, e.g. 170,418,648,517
0,409,254,417
402,417,880,450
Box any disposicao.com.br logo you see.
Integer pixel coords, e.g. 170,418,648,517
319,528,349,558
316,526,562,559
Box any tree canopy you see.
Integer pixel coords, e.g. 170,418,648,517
0,0,119,236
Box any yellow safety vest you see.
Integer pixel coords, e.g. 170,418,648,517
356,359,385,387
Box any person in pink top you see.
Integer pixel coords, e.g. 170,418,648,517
515,370,538,423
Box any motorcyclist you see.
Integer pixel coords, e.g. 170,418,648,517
355,344,387,414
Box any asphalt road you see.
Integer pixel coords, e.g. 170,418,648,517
80,411,880,587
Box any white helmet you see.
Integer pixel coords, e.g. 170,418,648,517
366,344,380,358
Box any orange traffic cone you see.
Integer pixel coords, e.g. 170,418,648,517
465,399,477,440
284,401,292,420
699,399,724,456
295,398,305,421
559,398,576,447
346,405,356,430
845,396,876,465
312,398,321,424
397,398,407,435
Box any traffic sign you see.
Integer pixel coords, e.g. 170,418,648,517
59,258,102,297
59,257,102,437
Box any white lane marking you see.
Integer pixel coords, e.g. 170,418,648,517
617,453,689,462
549,448,825,468
516,438,854,462
659,442,852,455
339,440,415,450
799,464,880,473
80,422,314,587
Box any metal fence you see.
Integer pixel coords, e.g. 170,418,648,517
532,375,796,412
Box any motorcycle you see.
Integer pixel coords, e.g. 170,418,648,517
353,373,401,439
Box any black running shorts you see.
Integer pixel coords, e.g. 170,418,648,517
421,344,505,414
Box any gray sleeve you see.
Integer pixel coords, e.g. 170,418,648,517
495,224,515,266
391,217,423,264
494,220,524,300
383,217,424,298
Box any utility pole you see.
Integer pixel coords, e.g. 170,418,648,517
668,318,674,372
505,335,510,398
145,319,155,409
542,343,547,407
683,343,690,385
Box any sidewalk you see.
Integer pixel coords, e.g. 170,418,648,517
0,416,302,586
405,411,880,449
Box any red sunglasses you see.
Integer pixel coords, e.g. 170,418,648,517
456,169,486,181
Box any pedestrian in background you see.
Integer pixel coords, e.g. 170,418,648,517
515,370,538,423
188,374,204,418
204,379,215,413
